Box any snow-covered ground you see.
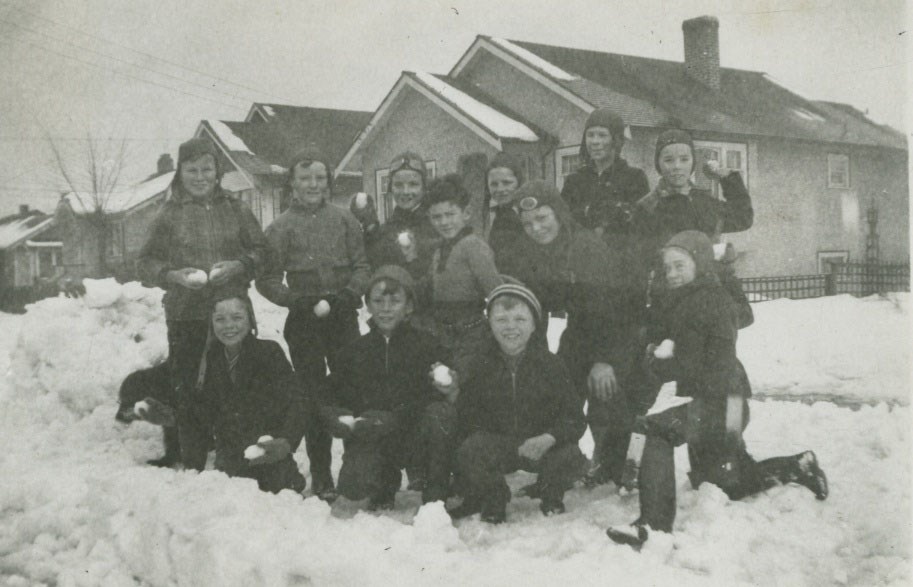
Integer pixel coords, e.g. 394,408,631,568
0,281,909,586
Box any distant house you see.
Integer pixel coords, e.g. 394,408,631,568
55,156,174,281
0,205,61,303
195,103,373,227
336,16,908,277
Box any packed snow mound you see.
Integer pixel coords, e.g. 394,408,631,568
9,279,168,418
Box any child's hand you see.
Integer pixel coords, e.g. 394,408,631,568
134,397,176,427
588,363,618,401
245,437,291,466
396,231,418,263
702,160,730,180
429,363,459,401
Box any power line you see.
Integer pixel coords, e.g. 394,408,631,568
0,0,300,106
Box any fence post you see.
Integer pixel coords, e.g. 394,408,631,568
825,264,837,296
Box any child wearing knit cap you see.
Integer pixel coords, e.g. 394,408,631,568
606,230,828,548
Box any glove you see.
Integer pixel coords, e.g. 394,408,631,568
351,410,397,441
246,437,291,466
209,260,245,286
320,406,355,439
134,397,176,427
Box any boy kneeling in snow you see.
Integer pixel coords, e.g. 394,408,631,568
320,266,458,509
182,288,307,494
449,283,587,524
607,231,828,548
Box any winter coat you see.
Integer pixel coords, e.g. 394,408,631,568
322,321,450,426
198,336,306,459
430,229,503,325
365,203,440,281
457,340,586,446
138,189,269,321
486,204,525,268
499,224,640,382
256,201,370,307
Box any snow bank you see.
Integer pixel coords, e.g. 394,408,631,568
738,294,910,405
0,281,910,586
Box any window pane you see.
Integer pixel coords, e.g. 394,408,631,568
726,150,741,170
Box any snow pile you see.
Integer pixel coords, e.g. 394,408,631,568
739,294,910,404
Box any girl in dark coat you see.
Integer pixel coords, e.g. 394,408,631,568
182,289,306,494
500,181,640,488
606,231,828,547
482,152,526,266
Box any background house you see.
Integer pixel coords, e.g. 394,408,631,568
55,156,174,281
336,16,908,277
0,205,61,311
196,103,373,227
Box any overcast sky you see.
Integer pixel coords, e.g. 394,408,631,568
0,0,907,215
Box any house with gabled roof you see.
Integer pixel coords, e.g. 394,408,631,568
0,205,62,307
55,156,174,281
336,16,908,277
195,103,373,227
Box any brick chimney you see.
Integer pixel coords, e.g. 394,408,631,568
157,153,175,175
682,16,720,90
19,204,29,216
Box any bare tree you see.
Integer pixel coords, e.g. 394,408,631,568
46,130,131,279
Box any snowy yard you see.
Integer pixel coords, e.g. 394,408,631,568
0,281,909,586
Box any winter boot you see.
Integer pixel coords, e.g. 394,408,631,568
479,485,510,524
606,522,649,548
367,494,396,511
540,498,566,517
796,451,829,500
311,474,338,503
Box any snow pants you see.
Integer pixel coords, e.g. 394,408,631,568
284,304,360,490
166,319,211,470
337,401,458,504
638,400,809,532
456,432,586,511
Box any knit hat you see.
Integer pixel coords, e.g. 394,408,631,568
654,129,695,174
514,180,574,233
286,146,334,194
579,108,626,164
171,137,221,191
663,230,715,277
367,265,416,303
389,151,427,188
485,278,542,323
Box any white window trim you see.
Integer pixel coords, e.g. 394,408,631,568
554,145,581,191
817,250,849,274
827,153,850,189
694,140,749,194
375,168,390,223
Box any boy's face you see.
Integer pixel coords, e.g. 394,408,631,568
657,143,693,190
429,201,471,240
212,298,251,347
488,300,535,356
663,247,697,289
366,281,412,335
520,205,560,245
487,167,519,206
290,161,329,206
180,154,218,198
391,169,424,211
585,126,614,164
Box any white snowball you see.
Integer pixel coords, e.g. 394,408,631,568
713,243,728,261
186,270,209,286
133,400,150,417
355,193,368,208
397,232,412,247
313,300,331,317
244,445,266,460
208,267,225,281
654,339,675,359
338,415,356,428
257,435,273,444
433,365,453,386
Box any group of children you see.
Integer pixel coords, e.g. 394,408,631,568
124,108,828,546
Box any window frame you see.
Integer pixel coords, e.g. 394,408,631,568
817,250,849,274
827,153,850,189
554,145,581,191
693,140,749,197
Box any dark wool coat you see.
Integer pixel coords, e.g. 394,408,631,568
322,321,449,425
457,340,586,446
198,337,305,458
364,203,440,281
487,204,525,268
138,189,269,321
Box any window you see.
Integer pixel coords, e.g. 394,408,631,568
554,145,581,190
37,248,61,278
106,221,124,257
694,140,749,196
817,250,848,274
828,154,850,189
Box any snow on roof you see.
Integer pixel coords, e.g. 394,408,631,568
25,240,62,248
65,171,174,215
413,72,538,141
208,120,253,154
263,105,276,117
489,37,578,81
0,215,54,249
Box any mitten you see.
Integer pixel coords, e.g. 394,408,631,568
246,437,291,466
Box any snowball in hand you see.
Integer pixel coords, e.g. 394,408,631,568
713,243,728,260
257,435,273,444
355,192,368,208
338,415,356,428
654,339,675,359
244,445,266,460
433,365,453,386
186,270,209,286
133,400,150,417
313,299,331,317
208,266,226,281
397,232,412,247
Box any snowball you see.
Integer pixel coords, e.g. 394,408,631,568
355,193,368,208
133,401,150,417
257,435,273,444
244,445,266,460
208,266,225,282
338,415,356,428
713,243,728,260
433,365,453,386
654,339,675,359
397,232,412,247
186,270,209,287
313,300,331,317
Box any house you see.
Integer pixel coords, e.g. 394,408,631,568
195,103,374,227
55,155,174,281
336,16,909,277
0,205,61,310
